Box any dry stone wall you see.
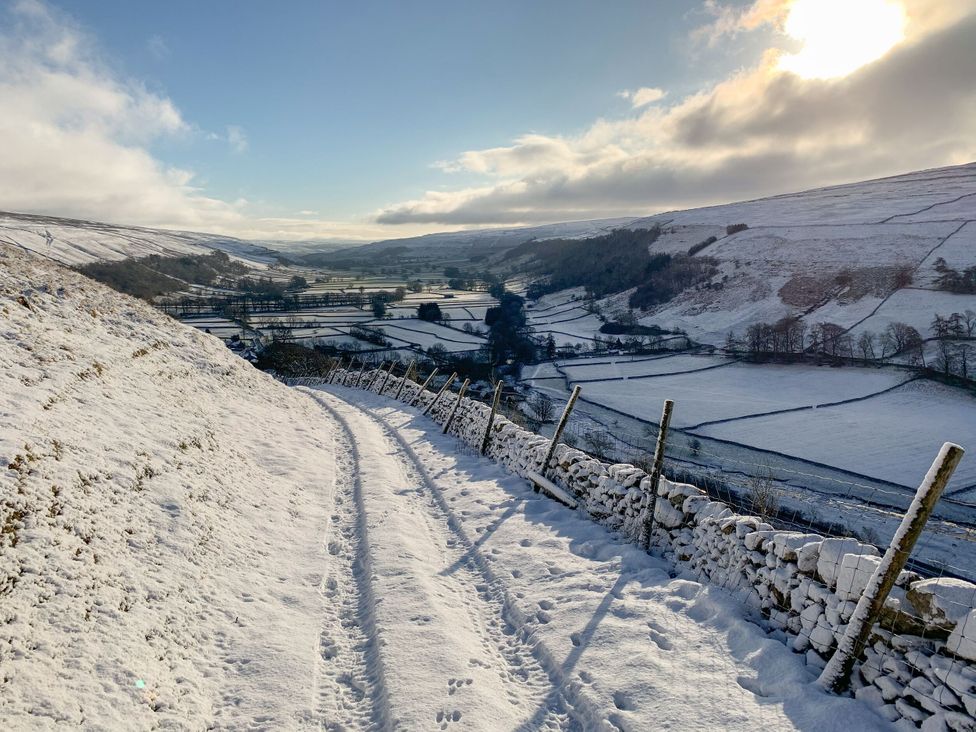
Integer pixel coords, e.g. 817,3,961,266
296,369,976,730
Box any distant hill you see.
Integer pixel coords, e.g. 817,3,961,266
0,210,279,267
502,162,975,349
305,217,641,265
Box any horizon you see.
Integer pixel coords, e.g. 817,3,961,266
1,0,974,242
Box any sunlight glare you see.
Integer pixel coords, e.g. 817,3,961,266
778,0,906,80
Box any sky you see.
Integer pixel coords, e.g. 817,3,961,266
0,0,973,242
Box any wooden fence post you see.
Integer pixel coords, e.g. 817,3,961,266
641,399,674,551
369,361,387,390
410,368,439,407
539,385,581,479
326,358,343,384
377,360,397,395
423,372,457,416
342,359,356,386
353,360,368,388
818,442,965,694
394,360,415,401
480,381,503,455
443,378,470,434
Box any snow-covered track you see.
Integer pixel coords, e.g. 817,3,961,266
307,389,579,730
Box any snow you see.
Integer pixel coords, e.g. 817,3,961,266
303,385,890,731
574,362,907,429
697,380,976,492
0,210,275,267
1,242,893,729
0,244,337,728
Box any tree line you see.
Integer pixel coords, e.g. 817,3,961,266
727,310,976,381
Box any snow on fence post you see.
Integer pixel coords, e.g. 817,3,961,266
377,360,397,395
641,399,674,551
818,441,965,694
394,360,416,401
342,359,357,386
410,368,439,407
539,385,581,479
367,361,386,391
353,361,368,388
423,372,457,416
326,358,344,384
480,381,503,455
443,378,470,434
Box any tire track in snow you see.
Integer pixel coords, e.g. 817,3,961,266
308,405,390,731
316,390,620,731
306,389,579,731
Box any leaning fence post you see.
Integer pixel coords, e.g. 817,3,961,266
818,441,965,694
377,360,397,395
480,381,503,455
443,378,470,434
352,360,368,387
368,361,386,391
342,359,356,385
423,372,457,416
539,385,581,479
326,358,343,384
641,399,674,551
410,368,439,407
394,360,415,401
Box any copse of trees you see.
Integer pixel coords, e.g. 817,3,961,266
485,291,535,365
417,302,443,322
729,310,976,383
513,227,662,300
77,250,249,300
628,254,719,310
933,258,976,294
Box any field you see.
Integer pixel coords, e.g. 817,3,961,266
542,359,910,428
696,379,976,495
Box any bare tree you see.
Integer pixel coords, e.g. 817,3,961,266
528,392,555,423
856,330,876,362
748,466,781,523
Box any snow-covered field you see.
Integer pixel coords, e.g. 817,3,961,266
558,353,729,381
561,363,909,429
696,380,976,495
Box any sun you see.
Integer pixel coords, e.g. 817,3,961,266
778,0,906,80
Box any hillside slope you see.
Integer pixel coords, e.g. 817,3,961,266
0,210,278,267
0,244,336,728
617,162,976,344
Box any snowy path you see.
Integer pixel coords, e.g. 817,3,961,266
301,386,889,731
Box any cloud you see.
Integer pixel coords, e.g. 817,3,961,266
0,0,250,232
226,125,248,153
376,4,976,227
617,87,667,108
147,34,169,60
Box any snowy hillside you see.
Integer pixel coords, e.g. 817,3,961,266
0,210,278,267
0,244,336,727
619,162,976,345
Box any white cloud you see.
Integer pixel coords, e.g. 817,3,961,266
226,125,248,153
617,87,667,108
0,1,424,242
147,34,169,60
376,3,976,226
0,0,248,231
